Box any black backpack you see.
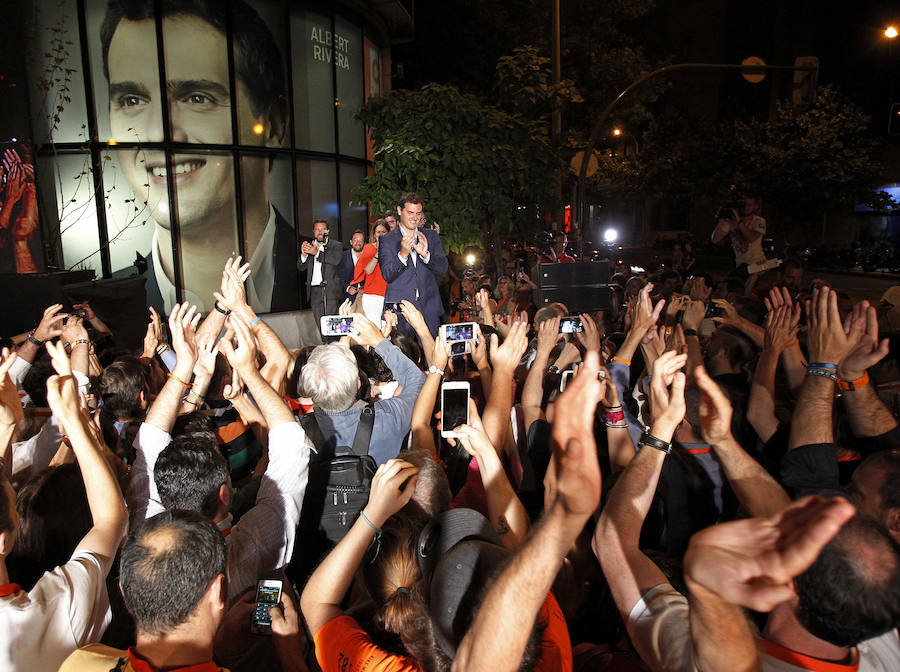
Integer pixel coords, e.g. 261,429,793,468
299,405,376,543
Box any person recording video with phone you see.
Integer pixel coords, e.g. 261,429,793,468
298,219,344,328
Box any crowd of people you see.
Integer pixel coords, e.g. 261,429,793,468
1,202,900,672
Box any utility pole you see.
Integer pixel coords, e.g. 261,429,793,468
551,0,562,231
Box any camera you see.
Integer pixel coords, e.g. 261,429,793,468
716,206,737,221
450,298,471,312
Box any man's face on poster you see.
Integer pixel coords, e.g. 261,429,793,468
107,14,276,231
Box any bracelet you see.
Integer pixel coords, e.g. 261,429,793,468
604,408,625,424
837,371,869,391
214,301,231,316
167,372,191,388
548,365,561,374
638,431,672,454
156,343,170,355
806,367,838,382
808,362,838,371
682,328,698,337
787,339,799,349
65,338,89,350
183,397,202,407
359,510,383,560
249,316,261,326
606,422,629,429
26,330,45,347
611,356,631,367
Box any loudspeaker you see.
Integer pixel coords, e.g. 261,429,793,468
536,261,612,313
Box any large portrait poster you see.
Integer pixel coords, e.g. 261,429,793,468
0,143,43,274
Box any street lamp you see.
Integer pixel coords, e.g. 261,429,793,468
885,26,898,39
612,127,622,137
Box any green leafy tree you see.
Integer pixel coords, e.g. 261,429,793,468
354,83,559,251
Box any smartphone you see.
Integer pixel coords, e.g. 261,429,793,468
442,322,478,342
559,369,574,392
559,316,584,334
441,381,470,438
320,315,355,336
385,301,403,312
250,579,283,635
450,340,471,356
705,302,725,319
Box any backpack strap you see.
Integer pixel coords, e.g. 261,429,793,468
348,403,375,457
298,412,324,455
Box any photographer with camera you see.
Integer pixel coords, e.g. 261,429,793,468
711,195,767,271
537,230,575,264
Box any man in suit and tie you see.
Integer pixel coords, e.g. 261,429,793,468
338,229,366,304
298,219,344,328
379,193,449,337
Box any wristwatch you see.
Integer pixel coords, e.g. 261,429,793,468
26,330,45,347
427,365,445,376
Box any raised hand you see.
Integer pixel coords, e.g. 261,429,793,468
301,241,317,257
219,314,258,373
413,230,429,258
710,298,740,328
471,329,489,370
545,350,604,520
60,316,89,346
536,316,561,357
839,301,889,381
805,287,863,365
33,303,67,343
764,304,798,353
362,458,419,527
453,399,494,457
168,303,200,367
213,256,251,312
575,313,601,352
490,321,529,372
681,299,706,331
694,365,733,446
629,282,665,339
684,496,855,612
350,314,384,349
399,300,428,333
381,309,398,338
0,348,23,428
649,350,688,432
142,306,164,358
193,335,218,379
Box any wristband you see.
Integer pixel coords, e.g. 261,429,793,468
359,510,383,560
606,423,629,429
65,338,89,350
156,343,170,355
249,316,262,326
808,362,838,371
214,301,231,315
806,367,837,382
26,330,45,347
638,431,672,454
837,371,869,391
611,356,631,367
167,372,191,388
604,408,625,424
786,339,799,349
682,328,698,337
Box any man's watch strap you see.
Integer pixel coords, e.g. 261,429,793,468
26,331,45,347
639,431,673,454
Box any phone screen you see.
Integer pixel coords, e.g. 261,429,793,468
450,341,469,356
444,323,475,342
385,302,402,312
442,387,469,432
322,316,355,335
252,582,282,630
559,317,584,334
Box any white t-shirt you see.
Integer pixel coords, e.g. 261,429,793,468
0,549,111,672
627,583,900,672
730,215,767,266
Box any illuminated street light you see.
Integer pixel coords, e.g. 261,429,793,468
603,228,618,243
612,127,622,136
885,26,898,38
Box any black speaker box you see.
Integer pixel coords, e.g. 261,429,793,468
536,261,612,313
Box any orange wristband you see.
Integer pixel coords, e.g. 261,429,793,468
167,372,191,388
787,339,799,349
611,356,631,367
836,371,869,391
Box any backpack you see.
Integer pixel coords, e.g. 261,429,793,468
299,405,376,543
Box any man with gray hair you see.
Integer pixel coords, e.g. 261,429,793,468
300,315,425,465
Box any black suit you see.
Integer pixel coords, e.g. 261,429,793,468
297,235,344,327
115,207,301,314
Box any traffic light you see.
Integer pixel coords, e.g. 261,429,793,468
792,56,819,108
890,104,900,136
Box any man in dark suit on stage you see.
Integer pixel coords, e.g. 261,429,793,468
379,193,448,337
338,229,366,304
298,219,344,328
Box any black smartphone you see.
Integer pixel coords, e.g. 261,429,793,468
250,579,283,635
705,303,725,319
440,382,470,438
385,301,403,312
559,316,584,334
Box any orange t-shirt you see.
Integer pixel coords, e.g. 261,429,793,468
353,243,387,297
313,593,571,672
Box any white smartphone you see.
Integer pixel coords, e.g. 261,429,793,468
442,322,479,343
320,314,355,336
559,369,574,392
441,381,470,438
250,579,283,635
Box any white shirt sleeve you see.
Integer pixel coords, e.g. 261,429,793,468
12,413,64,476
8,356,31,386
226,421,311,598
128,423,171,523
397,251,409,266
626,583,697,672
